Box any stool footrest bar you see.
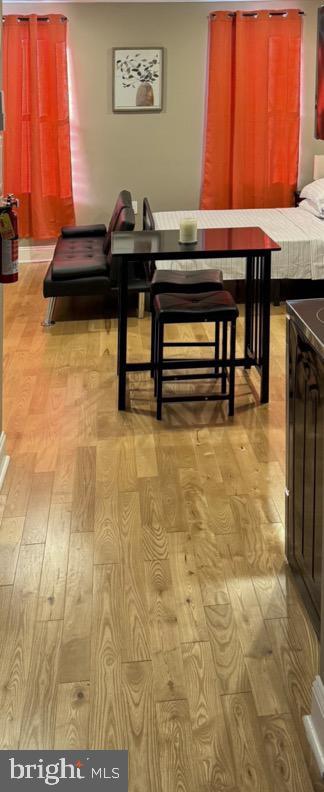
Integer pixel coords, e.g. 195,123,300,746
161,393,230,404
163,341,215,348
162,372,224,382
157,357,229,370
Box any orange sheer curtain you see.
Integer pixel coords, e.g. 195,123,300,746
201,11,235,209
3,14,75,239
201,10,302,209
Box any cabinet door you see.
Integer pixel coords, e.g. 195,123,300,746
288,320,324,615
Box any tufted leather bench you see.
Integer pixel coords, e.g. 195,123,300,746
43,190,148,324
51,235,108,281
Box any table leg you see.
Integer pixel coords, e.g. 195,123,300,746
118,256,128,410
260,251,271,404
244,255,253,368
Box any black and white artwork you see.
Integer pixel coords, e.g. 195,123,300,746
113,48,163,112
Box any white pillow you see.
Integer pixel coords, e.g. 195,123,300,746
298,198,324,218
300,178,324,210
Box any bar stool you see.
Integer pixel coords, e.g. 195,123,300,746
153,290,239,420
150,268,224,376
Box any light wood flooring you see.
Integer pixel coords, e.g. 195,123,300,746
0,261,323,791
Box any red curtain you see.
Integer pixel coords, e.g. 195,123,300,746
201,10,302,209
3,14,75,239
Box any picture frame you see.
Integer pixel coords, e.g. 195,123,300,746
112,47,164,113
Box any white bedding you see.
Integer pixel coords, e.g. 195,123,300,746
153,207,324,280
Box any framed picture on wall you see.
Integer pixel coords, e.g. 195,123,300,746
113,48,163,112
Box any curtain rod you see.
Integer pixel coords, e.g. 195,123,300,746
210,10,305,16
2,15,67,22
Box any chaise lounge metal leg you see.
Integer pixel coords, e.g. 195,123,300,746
42,297,57,327
138,291,145,319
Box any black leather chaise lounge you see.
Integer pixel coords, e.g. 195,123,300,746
43,190,148,325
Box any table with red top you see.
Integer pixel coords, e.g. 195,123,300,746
111,226,281,411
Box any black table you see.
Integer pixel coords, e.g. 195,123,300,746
111,227,281,411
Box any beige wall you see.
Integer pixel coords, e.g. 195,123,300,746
4,0,324,224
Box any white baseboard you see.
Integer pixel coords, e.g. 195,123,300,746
19,244,55,265
304,675,324,778
0,431,9,491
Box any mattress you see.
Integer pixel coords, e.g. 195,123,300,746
153,207,324,280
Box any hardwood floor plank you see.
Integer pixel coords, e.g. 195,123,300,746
52,447,76,504
0,585,12,656
168,532,208,644
144,560,181,654
119,492,150,663
174,432,196,469
35,442,59,476
224,539,290,716
233,600,288,716
3,453,35,519
244,652,289,718
94,495,120,565
225,546,261,615
22,471,53,544
155,440,186,533
58,532,93,682
222,691,273,792
156,699,198,792
117,436,137,492
37,502,71,622
89,564,124,749
0,544,44,748
252,572,288,620
214,443,246,497
227,430,261,482
182,641,235,787
266,618,314,754
0,516,25,585
260,713,314,792
5,374,36,436
284,601,319,675
96,439,119,497
54,681,90,749
145,560,186,702
193,430,223,485
71,446,96,532
19,620,62,748
135,434,158,478
197,759,239,792
205,605,250,695
179,467,210,532
122,661,161,792
139,478,168,561
207,496,237,535
193,530,230,606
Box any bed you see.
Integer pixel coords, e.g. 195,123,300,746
152,206,324,281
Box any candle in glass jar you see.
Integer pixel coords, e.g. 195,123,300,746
179,218,198,244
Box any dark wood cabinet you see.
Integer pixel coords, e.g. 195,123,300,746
286,300,324,634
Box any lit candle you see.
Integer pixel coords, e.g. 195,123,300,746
179,218,198,244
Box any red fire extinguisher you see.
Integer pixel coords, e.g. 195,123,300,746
0,195,19,284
